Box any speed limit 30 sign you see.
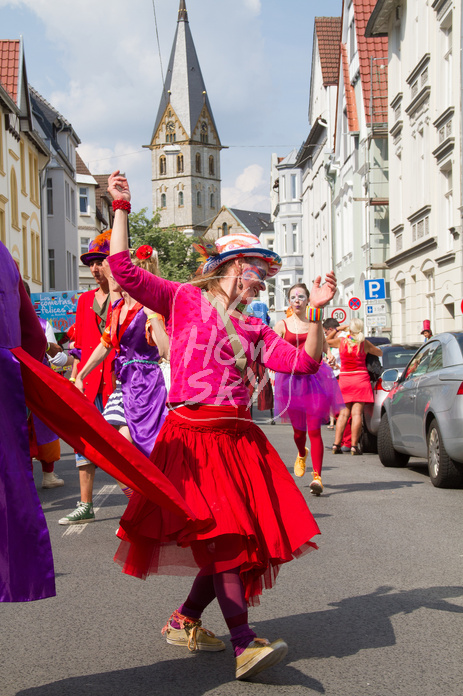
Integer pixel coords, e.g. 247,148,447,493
331,307,347,323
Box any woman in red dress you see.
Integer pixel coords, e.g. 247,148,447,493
328,318,382,455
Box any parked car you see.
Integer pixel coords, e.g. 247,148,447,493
377,332,463,488
362,343,421,452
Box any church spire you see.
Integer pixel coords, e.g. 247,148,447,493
178,0,188,22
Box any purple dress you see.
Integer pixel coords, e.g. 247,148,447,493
110,304,168,458
0,242,55,602
29,317,60,452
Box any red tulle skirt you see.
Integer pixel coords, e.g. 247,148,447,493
114,404,320,605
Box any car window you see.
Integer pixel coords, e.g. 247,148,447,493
427,344,443,373
383,348,419,369
401,343,435,381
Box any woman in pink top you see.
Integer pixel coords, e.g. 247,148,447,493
328,318,382,455
107,171,337,681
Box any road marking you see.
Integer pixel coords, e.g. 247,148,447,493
62,484,120,536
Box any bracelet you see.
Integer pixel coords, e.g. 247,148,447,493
69,378,76,383
147,313,158,321
112,199,131,213
308,306,324,322
46,342,50,352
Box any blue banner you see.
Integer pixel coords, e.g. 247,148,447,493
31,290,84,334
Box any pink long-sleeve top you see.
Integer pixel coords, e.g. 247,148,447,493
109,251,320,406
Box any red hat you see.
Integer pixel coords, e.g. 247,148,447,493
421,320,432,335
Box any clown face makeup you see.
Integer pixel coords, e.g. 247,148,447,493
240,260,268,301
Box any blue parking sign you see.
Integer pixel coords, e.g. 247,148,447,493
364,278,386,300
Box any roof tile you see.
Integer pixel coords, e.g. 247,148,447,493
315,17,342,86
352,0,388,124
0,40,20,104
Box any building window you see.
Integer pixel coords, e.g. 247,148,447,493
71,189,76,224
67,251,72,288
177,154,184,173
291,174,297,200
22,223,28,278
80,237,90,256
222,222,228,235
209,156,214,176
196,191,202,207
195,153,201,173
20,141,26,193
10,168,19,229
178,191,184,206
160,193,166,208
292,224,298,253
267,237,274,251
160,155,166,176
65,182,70,220
79,187,88,215
283,224,287,254
210,192,215,208
47,178,53,215
31,231,41,282
48,249,55,289
441,13,453,108
0,209,5,244
28,153,39,204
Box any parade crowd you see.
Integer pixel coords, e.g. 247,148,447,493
1,171,386,681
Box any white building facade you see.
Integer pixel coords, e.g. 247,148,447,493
367,0,463,340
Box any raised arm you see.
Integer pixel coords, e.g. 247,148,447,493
302,270,337,362
107,171,180,319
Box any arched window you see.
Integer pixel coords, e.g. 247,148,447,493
160,193,166,208
10,168,19,229
222,222,228,235
159,155,166,176
178,191,184,206
209,156,214,176
210,193,215,208
195,153,201,173
177,154,184,173
196,191,201,207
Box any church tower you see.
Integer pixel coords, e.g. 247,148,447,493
149,0,223,235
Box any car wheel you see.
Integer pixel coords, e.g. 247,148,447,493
361,424,378,454
377,412,410,467
426,419,463,488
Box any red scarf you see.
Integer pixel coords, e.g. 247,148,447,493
110,300,143,352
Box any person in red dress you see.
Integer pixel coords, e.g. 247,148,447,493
107,171,337,681
328,318,382,455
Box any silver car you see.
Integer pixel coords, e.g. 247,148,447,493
362,343,421,452
377,332,463,488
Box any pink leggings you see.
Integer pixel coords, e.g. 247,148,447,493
293,427,323,476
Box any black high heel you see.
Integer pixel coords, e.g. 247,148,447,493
332,444,343,454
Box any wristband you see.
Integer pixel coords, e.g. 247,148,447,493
308,306,324,322
69,378,76,383
147,313,159,321
112,199,131,213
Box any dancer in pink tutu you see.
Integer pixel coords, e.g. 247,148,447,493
274,284,344,494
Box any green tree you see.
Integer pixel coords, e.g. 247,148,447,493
128,208,200,282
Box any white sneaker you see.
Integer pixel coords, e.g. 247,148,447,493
42,471,64,488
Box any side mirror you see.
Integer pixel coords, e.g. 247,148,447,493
381,369,399,391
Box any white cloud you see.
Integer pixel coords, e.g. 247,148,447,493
222,164,269,212
242,0,261,16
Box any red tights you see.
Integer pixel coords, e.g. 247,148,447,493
293,428,323,476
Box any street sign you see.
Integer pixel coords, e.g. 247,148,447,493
348,297,362,311
366,315,387,327
364,278,386,301
366,303,387,315
331,307,347,323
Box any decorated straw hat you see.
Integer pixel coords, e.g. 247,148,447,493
193,233,282,278
80,230,112,266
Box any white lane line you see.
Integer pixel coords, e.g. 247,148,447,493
62,484,120,536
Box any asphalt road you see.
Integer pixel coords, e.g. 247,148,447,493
2,418,462,696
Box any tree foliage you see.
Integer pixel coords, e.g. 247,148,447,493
128,208,200,282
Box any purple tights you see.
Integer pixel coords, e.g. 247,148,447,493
173,568,256,656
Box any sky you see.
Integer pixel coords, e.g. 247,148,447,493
1,0,342,215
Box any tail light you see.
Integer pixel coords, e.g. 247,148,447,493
457,382,463,395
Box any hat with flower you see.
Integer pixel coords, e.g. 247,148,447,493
80,230,112,266
193,233,282,278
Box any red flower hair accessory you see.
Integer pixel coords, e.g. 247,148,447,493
135,245,153,260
